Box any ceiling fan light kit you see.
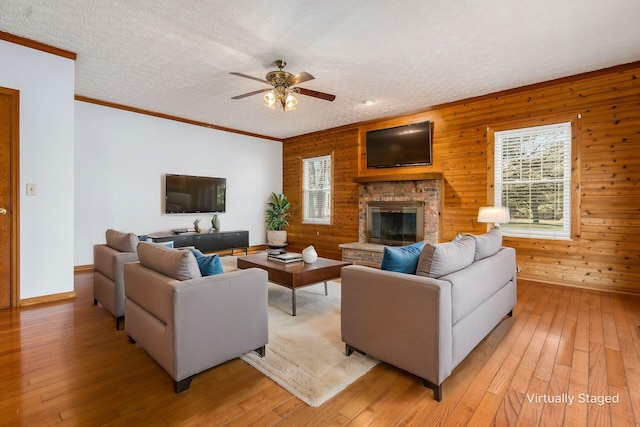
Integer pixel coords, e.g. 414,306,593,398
263,85,298,111
232,59,335,111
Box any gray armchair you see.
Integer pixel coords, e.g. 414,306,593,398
124,242,269,393
93,229,140,330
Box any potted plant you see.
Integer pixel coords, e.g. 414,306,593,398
265,192,290,246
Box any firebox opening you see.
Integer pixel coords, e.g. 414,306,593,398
366,201,424,246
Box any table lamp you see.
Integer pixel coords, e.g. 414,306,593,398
477,206,510,229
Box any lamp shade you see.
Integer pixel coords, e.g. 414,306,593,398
477,206,510,224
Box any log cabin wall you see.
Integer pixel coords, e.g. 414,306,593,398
283,62,640,295
282,127,360,260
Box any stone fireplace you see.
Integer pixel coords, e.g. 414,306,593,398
366,201,424,245
340,176,442,267
359,179,440,244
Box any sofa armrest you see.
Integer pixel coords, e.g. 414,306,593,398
94,244,138,280
113,251,139,284
341,265,453,385
94,244,118,278
124,262,177,325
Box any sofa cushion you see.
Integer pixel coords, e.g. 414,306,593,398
415,236,475,278
380,241,425,274
106,229,138,252
137,242,202,281
471,228,502,261
188,248,224,276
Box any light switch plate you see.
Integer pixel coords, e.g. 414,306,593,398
26,183,37,196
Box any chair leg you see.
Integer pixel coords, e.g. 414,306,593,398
93,298,98,305
345,344,354,356
345,344,365,357
174,375,194,393
507,309,513,317
254,346,266,357
422,379,442,402
116,316,124,330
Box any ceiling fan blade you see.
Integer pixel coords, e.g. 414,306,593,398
230,72,269,84
297,87,336,102
231,88,269,100
289,71,315,85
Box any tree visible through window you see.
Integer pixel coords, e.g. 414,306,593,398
303,155,332,224
494,122,572,239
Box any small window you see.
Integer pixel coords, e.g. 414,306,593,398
303,155,332,224
493,122,572,239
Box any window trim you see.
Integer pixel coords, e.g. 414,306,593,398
301,153,334,225
487,114,581,240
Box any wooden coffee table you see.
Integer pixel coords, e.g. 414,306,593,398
237,252,351,316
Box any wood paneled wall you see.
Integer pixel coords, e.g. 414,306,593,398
283,63,640,294
282,128,360,260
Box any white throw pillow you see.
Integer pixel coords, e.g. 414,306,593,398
471,228,502,261
415,236,476,278
137,242,202,281
105,229,138,252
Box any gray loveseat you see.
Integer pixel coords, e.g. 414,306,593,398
124,242,269,393
341,229,516,401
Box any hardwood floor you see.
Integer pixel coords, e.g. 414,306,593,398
0,274,639,426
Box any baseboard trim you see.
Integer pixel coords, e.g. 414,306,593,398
75,264,94,273
21,291,77,306
518,274,640,296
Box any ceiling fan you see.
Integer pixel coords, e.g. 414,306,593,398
230,59,336,111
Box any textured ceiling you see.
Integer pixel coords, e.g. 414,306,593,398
1,0,639,139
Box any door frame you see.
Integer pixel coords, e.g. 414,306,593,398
1,87,20,307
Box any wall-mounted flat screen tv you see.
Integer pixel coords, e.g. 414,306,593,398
366,120,433,168
165,174,226,214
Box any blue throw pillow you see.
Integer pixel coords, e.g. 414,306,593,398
380,241,425,274
188,248,224,276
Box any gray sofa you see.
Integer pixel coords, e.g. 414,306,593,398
341,229,516,401
124,242,269,393
93,229,140,330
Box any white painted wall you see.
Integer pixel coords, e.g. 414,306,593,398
74,101,282,266
0,41,76,299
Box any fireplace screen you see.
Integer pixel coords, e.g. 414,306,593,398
366,201,424,245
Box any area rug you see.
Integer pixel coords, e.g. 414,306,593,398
240,281,379,407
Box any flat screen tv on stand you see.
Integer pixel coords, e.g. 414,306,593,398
366,120,433,168
165,174,226,214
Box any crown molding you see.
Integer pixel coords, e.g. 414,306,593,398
0,31,76,60
74,95,281,142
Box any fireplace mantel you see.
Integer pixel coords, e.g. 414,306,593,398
352,172,443,183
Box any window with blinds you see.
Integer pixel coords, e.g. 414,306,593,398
494,122,572,239
303,155,332,224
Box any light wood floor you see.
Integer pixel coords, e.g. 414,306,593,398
0,274,639,426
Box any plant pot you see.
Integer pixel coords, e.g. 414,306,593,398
267,230,287,246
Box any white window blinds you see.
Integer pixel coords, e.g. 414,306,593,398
303,155,332,224
494,122,572,239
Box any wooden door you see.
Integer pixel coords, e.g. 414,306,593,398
0,88,19,308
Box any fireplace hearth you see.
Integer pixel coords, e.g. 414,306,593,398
367,201,424,245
